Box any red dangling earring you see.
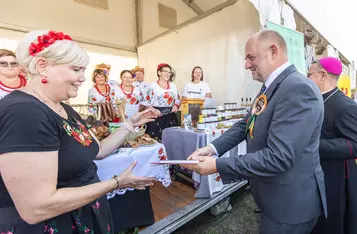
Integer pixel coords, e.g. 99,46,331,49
41,77,48,84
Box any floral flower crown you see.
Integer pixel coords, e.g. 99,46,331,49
29,30,72,56
157,63,169,70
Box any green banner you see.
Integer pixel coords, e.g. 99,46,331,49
266,21,306,74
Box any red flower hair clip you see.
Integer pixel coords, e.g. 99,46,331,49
29,30,73,56
157,63,169,70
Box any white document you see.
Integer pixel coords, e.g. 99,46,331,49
150,160,199,165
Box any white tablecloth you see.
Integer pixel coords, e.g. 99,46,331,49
94,143,171,199
162,127,247,198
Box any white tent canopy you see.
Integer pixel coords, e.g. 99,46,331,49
138,0,261,105
0,0,355,103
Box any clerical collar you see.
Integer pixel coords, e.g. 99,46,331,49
322,87,338,100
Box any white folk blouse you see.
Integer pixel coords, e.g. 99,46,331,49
143,82,181,108
0,76,27,100
113,85,144,118
87,84,117,114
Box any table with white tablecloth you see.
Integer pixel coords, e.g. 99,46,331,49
94,143,171,232
162,127,247,198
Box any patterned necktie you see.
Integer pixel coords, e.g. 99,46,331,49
259,84,266,95
247,84,266,138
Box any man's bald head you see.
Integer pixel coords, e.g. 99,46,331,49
256,30,288,54
245,30,289,82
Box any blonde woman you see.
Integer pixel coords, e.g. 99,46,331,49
0,30,159,233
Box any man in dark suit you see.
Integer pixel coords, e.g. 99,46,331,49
182,30,327,234
308,57,357,234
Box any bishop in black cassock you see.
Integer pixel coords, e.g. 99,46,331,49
308,57,357,234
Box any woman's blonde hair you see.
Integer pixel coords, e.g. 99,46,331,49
0,49,16,58
16,30,89,76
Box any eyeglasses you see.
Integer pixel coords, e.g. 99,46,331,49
0,61,19,68
308,59,330,78
307,71,324,78
161,70,172,74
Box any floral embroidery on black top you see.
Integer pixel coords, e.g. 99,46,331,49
92,201,101,214
1,228,15,234
63,119,93,146
0,90,114,234
44,221,59,234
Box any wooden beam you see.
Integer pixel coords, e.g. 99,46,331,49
135,0,143,45
285,0,351,65
138,0,239,48
182,0,204,15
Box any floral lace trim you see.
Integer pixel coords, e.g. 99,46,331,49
106,165,171,199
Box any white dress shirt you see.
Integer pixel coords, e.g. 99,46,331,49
208,62,291,156
264,62,291,90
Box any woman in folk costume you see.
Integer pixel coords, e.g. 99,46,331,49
132,66,149,97
87,68,117,119
0,49,27,100
143,63,181,140
113,70,143,118
308,57,357,234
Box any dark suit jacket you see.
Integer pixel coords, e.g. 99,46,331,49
212,65,327,224
312,88,357,234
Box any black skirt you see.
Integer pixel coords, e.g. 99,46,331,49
0,174,114,234
0,195,113,234
146,107,178,141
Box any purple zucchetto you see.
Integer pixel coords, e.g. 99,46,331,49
319,57,343,75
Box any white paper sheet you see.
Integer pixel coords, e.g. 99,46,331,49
150,160,199,165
